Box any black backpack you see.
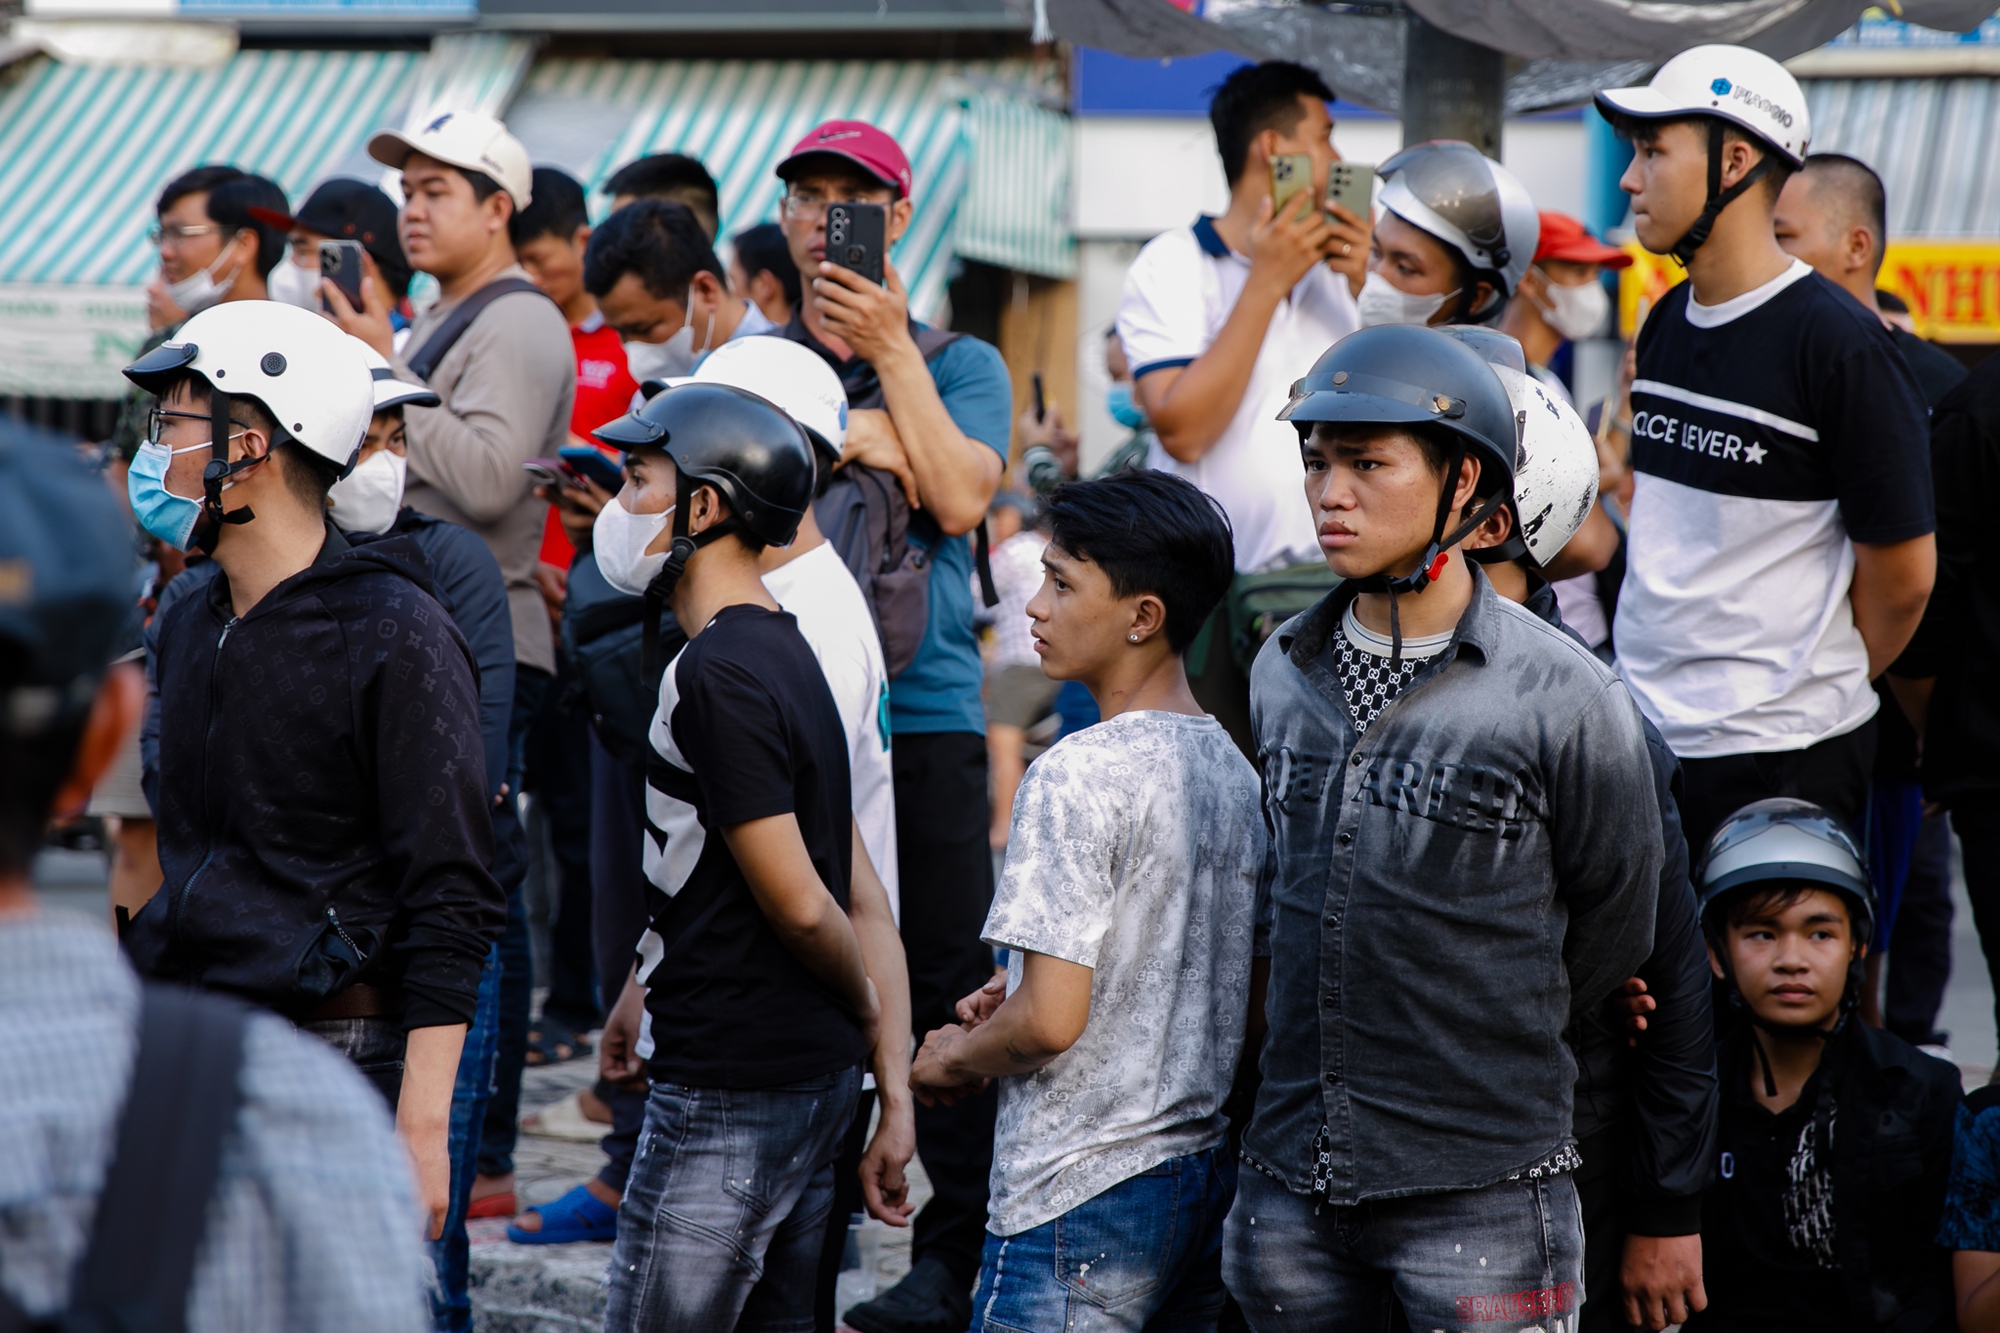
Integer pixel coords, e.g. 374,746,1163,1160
0,986,249,1333
560,551,686,772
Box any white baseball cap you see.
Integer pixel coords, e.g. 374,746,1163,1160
369,109,533,210
654,336,849,463
1595,45,1809,165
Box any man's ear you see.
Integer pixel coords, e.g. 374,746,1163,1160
1129,593,1169,645
1451,453,1484,515
573,224,592,252
1706,940,1725,981
888,197,914,246
48,665,144,821
489,191,515,239
690,269,726,304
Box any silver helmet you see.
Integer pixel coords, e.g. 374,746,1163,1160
1378,140,1540,304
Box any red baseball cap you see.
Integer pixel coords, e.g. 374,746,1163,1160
776,120,913,199
1534,211,1632,270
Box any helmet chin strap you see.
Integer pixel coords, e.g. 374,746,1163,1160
641,470,743,684
194,387,257,554
1670,120,1780,267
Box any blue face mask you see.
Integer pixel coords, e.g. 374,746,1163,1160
127,438,212,550
1106,381,1147,430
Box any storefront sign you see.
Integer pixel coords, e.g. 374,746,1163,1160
0,284,149,398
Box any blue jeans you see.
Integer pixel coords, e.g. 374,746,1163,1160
477,667,546,1179
430,945,502,1332
1223,1165,1585,1333
606,1067,862,1333
971,1144,1234,1333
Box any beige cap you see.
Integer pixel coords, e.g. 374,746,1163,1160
369,109,532,210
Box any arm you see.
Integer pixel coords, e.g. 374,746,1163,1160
1541,504,1621,582
909,952,1092,1103
849,822,916,1225
398,1022,466,1240
1956,1253,2000,1332
1852,534,1936,679
722,812,879,1035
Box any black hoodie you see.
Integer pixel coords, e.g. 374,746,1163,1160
126,526,503,1028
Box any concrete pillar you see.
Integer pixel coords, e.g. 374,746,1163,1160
1400,12,1505,157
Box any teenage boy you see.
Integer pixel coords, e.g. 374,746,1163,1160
589,383,907,1331
583,199,779,374
1693,799,1958,1331
1595,47,1936,850
1116,61,1365,749
1228,324,1662,1330
910,469,1260,1333
118,302,505,1243
0,418,432,1331
251,177,415,324
773,117,1013,1333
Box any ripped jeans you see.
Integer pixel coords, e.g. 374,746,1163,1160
1223,1164,1586,1333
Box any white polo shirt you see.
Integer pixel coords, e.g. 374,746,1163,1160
1117,216,1360,573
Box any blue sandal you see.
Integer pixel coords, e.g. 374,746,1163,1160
506,1184,618,1244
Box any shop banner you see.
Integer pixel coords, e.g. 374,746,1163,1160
0,285,149,398
1621,239,2000,344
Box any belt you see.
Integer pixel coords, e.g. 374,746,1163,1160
299,983,403,1023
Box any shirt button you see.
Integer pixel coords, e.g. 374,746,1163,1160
1336,831,1352,845
1323,994,1335,1008
1324,914,1339,927
1351,754,1364,767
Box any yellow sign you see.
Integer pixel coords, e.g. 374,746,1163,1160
1619,238,2000,343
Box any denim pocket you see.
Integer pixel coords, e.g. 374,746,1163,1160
1055,1168,1179,1309
721,1091,779,1212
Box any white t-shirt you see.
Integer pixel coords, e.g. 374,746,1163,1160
980,710,1265,1235
1117,217,1360,573
763,541,899,919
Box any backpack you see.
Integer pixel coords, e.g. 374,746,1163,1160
560,551,685,772
811,324,996,678
0,986,249,1333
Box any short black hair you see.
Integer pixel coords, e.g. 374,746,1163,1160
1606,113,1796,204
157,164,245,217
1041,470,1235,654
731,222,801,310
152,370,336,508
1715,881,1855,937
1209,61,1335,186
1801,152,1889,274
605,153,720,235
204,173,290,279
583,199,724,301
512,166,589,248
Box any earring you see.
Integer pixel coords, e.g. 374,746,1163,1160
1129,634,1140,643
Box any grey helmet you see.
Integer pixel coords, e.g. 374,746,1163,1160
1377,140,1540,304
1697,798,1875,947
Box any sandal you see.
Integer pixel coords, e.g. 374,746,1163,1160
507,1184,618,1245
467,1191,517,1219
523,1015,593,1067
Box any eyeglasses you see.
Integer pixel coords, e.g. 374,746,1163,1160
147,407,249,447
780,191,892,222
147,222,235,248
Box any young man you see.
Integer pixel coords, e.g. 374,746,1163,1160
910,469,1260,1333
1694,799,1959,1331
588,383,906,1331
118,302,505,1242
583,198,779,382
730,221,802,326
1595,46,1936,850
0,416,432,1331
604,151,721,237
1228,324,1663,1330
1360,140,1537,330
1116,61,1365,749
251,177,414,325
772,117,1014,1333
1498,210,1630,392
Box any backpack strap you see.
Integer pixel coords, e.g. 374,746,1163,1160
405,277,552,383
973,520,998,610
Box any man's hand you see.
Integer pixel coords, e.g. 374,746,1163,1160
599,972,648,1087
321,250,396,360
538,474,610,553
842,408,920,510
955,973,1007,1030
145,276,187,333
1324,201,1372,298
1017,403,1078,479
813,256,917,366
909,1024,990,1107
1621,1233,1706,1330
1246,192,1337,301
858,1093,916,1227
398,1024,467,1240
1613,976,1656,1047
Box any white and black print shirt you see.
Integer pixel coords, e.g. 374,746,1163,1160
1332,603,1452,734
1784,1109,1839,1269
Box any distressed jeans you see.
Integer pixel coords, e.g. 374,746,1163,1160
1223,1165,1586,1333
431,945,502,1332
605,1066,862,1333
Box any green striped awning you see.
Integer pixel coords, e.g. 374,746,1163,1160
956,91,1074,279
517,58,1070,320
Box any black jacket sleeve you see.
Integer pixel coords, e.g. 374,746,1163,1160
411,520,516,800
356,592,505,1029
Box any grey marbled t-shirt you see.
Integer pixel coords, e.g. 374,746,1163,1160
981,710,1265,1236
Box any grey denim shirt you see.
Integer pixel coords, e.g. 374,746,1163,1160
1245,569,1663,1203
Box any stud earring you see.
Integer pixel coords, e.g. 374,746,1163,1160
1129,634,1140,643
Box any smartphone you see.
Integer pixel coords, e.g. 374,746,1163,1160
319,239,366,311
559,444,626,493
1270,153,1316,223
523,459,572,490
1326,162,1376,220
825,203,886,287
1031,371,1046,423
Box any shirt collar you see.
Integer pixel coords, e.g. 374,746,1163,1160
1279,560,1499,668
577,308,606,335
1192,215,1232,259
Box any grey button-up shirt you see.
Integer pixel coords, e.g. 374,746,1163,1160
1246,569,1662,1203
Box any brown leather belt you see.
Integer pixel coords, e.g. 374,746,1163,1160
298,983,403,1023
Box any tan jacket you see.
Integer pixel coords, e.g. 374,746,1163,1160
394,265,574,675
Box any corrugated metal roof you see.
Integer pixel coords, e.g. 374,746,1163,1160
1804,77,2000,236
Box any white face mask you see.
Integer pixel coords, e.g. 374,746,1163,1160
621,288,719,384
593,494,675,596
327,450,407,535
267,257,321,311
163,237,245,317
1356,270,1456,328
1535,271,1611,342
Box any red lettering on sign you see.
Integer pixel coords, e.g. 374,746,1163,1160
1453,1282,1579,1322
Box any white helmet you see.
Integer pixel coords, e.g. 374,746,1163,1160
356,341,440,412
1377,141,1540,302
663,336,849,464
123,301,374,476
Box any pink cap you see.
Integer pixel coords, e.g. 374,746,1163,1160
775,120,913,199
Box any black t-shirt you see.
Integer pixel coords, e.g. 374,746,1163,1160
1891,325,1969,409
636,602,866,1088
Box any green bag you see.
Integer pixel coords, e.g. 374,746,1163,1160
1217,562,1343,675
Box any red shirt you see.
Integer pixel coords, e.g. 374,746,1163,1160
540,311,640,567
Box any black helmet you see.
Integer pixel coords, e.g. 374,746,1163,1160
1697,798,1875,947
594,381,814,550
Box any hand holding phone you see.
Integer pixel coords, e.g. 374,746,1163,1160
319,240,367,313
1325,162,1376,221
1269,153,1317,224
523,460,574,490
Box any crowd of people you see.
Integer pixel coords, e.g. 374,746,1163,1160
5,35,2000,1333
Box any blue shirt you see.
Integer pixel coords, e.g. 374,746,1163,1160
1940,1084,2000,1251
